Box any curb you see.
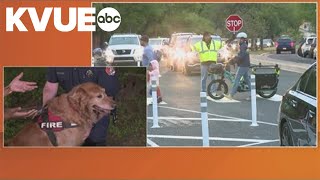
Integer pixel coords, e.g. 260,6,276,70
251,55,311,74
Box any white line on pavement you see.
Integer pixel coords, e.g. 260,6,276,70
257,94,283,102
147,134,279,143
158,105,236,119
238,140,280,147
157,106,278,126
147,138,159,147
147,116,278,126
207,96,240,103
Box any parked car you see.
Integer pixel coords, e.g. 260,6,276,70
167,34,192,71
309,42,317,59
301,37,317,58
275,37,295,54
105,33,144,66
278,63,316,146
182,35,203,75
297,38,306,57
149,38,169,50
263,39,274,48
313,45,317,59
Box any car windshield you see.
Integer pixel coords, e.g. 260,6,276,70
278,38,292,42
190,37,202,45
263,39,272,43
109,37,139,45
176,36,189,45
149,39,162,45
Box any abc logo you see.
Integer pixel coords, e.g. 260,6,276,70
97,7,121,32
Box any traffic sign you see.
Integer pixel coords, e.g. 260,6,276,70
226,14,243,34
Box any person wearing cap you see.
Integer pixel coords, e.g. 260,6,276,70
42,67,120,146
140,35,156,67
192,32,222,92
226,32,251,100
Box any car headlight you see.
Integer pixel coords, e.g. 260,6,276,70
134,47,144,61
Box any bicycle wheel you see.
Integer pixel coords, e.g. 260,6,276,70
257,89,277,98
207,80,228,100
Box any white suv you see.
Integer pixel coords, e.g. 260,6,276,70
105,34,144,66
301,36,317,58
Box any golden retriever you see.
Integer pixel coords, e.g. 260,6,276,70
7,82,116,146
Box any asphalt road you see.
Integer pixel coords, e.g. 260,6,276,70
147,53,306,147
267,53,316,65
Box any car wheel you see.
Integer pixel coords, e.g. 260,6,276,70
280,122,293,146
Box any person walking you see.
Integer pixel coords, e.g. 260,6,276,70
226,32,251,100
192,32,222,92
140,35,155,67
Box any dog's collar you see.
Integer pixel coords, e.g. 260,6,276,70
38,105,79,146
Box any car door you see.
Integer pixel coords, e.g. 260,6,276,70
302,66,317,146
285,66,314,145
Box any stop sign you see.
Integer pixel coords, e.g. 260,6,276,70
226,14,243,33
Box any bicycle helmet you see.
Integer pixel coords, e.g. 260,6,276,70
236,32,248,39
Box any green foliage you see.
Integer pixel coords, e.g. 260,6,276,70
92,3,316,47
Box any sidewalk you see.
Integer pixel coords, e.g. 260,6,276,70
251,54,312,74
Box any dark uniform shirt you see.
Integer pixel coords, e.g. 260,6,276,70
46,67,119,97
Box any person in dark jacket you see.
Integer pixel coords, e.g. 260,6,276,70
226,32,251,99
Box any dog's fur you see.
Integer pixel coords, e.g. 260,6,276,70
8,82,116,146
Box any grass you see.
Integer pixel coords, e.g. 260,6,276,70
4,67,146,146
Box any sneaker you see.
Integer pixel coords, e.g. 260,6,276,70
245,96,251,101
157,97,163,103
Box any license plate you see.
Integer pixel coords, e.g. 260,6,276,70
283,48,287,50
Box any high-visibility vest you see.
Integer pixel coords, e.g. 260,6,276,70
192,40,222,63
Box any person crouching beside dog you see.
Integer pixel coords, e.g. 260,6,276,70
4,72,38,121
148,60,163,103
42,67,120,146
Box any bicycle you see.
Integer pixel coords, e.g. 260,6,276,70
207,62,280,100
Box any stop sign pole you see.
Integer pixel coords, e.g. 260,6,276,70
226,14,243,34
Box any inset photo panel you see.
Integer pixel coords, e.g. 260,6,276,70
3,67,146,147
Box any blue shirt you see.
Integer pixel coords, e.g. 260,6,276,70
142,45,155,67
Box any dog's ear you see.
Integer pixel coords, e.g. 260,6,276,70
69,87,87,103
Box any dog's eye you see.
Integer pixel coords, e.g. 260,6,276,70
97,95,103,98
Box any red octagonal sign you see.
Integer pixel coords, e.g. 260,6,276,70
226,14,243,33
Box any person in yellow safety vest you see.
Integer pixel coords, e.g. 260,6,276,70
192,32,222,92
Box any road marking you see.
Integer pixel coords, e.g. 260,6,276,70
147,97,167,105
147,116,278,126
257,94,283,102
157,106,278,126
238,140,280,147
147,134,279,143
147,138,159,147
207,96,240,103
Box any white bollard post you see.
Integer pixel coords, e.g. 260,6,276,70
200,92,210,147
137,61,141,67
250,74,258,126
151,76,160,128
